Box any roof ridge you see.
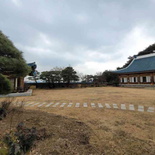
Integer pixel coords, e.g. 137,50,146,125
136,53,155,59
113,53,155,74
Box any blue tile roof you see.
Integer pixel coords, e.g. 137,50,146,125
27,62,37,68
114,54,155,74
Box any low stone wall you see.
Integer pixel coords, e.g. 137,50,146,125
0,89,33,98
120,84,155,88
25,83,105,89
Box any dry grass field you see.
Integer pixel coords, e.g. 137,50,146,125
4,86,155,106
0,87,155,154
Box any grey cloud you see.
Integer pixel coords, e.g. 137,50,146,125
0,0,155,73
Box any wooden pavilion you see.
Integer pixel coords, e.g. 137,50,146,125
7,62,37,92
114,53,155,87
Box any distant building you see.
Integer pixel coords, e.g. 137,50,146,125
7,76,25,92
7,62,37,92
114,53,155,87
27,62,37,76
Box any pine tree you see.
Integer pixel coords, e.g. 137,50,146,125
0,31,30,77
0,31,30,94
61,66,79,84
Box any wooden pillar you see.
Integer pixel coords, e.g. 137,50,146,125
127,75,129,84
20,78,24,89
137,75,140,84
151,73,154,84
18,77,24,91
119,75,122,84
14,78,18,90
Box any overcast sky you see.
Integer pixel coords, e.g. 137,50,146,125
1,0,155,74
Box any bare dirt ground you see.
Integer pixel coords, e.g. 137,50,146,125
0,87,155,154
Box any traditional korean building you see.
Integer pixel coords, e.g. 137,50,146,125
7,62,37,92
114,53,155,87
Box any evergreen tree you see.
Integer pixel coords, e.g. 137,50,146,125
0,31,30,94
0,74,12,94
61,66,79,84
40,67,63,88
102,70,119,86
0,31,30,77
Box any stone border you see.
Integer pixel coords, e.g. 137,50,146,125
0,89,33,98
120,84,155,88
18,101,155,113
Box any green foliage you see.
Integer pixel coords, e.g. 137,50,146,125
102,70,119,86
138,43,155,56
0,31,30,77
93,72,105,85
81,75,94,83
0,74,12,94
40,67,79,87
40,70,61,83
0,148,8,155
61,66,79,84
40,67,63,83
40,71,50,83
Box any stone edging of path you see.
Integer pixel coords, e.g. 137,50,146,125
0,89,33,97
13,102,155,113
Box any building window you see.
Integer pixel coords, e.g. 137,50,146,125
143,77,146,82
134,77,138,82
123,77,127,83
146,76,151,82
129,77,138,83
140,76,151,83
121,77,128,83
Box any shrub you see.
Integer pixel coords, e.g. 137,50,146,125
0,74,12,95
3,122,46,154
0,100,12,120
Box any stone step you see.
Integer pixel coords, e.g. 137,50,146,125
113,104,118,109
105,103,111,108
147,107,154,113
98,103,103,108
60,103,66,107
38,102,46,107
31,102,40,107
12,101,154,113
138,105,144,112
121,104,126,110
129,104,135,111
45,102,54,107
91,103,96,108
67,103,73,107
75,103,80,107
53,103,60,107
24,102,34,107
83,103,88,107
